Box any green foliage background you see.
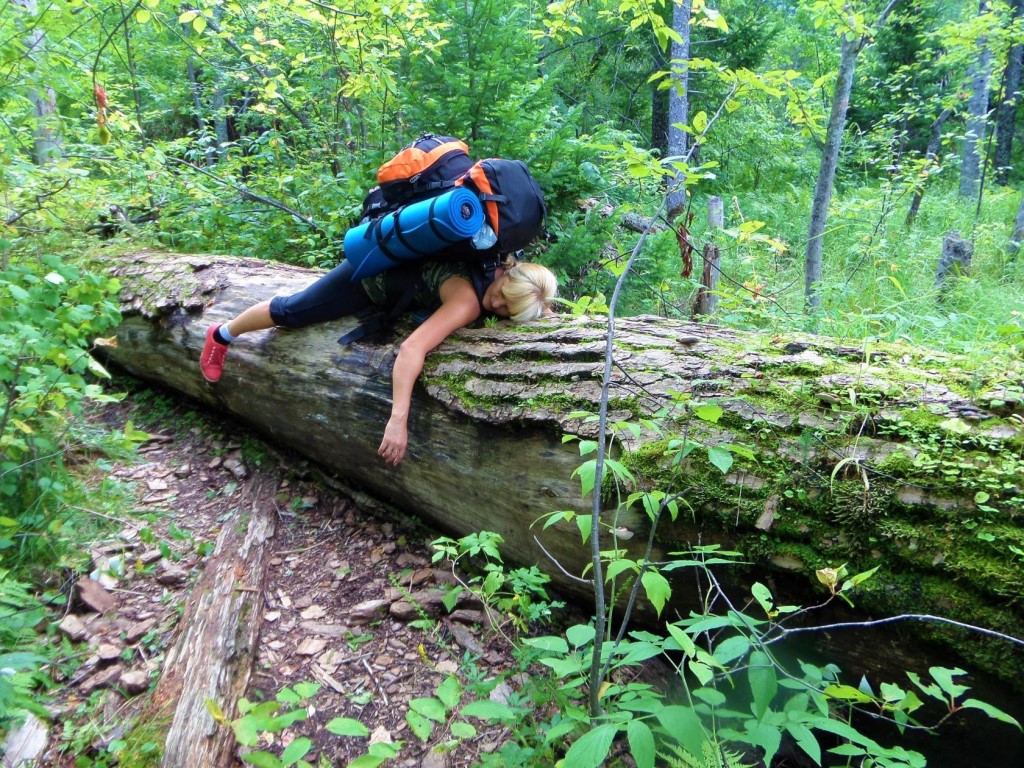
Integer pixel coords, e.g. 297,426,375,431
3,0,1024,762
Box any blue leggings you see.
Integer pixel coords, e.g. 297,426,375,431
269,260,372,329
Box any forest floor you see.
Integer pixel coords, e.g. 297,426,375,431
33,380,559,768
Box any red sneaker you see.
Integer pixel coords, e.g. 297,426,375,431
200,324,229,382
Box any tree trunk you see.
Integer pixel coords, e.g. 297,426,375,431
805,1,901,310
693,196,723,317
804,35,859,310
651,54,669,156
665,0,692,220
103,250,1024,687
905,108,953,227
994,0,1024,186
1010,191,1024,254
12,0,61,164
959,1,994,199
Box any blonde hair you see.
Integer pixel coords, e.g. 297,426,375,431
500,257,557,322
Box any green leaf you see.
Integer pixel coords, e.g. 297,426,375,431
939,417,971,434
193,15,208,34
346,756,386,768
566,623,596,647
572,459,596,495
712,634,750,665
749,651,778,721
692,110,708,134
277,687,301,704
657,706,706,760
688,659,714,686
694,404,723,423
786,722,821,764
751,582,773,614
406,709,433,741
745,721,782,764
460,699,517,721
280,737,312,766
692,687,727,707
823,684,874,704
706,445,733,474
960,699,1022,730
665,623,697,657
640,570,671,616
840,565,880,592
293,682,320,699
436,676,462,710
627,719,656,768
410,697,447,723
523,635,569,654
605,558,639,582
233,715,262,747
575,513,593,543
929,667,969,699
324,717,369,737
242,751,283,768
450,721,477,739
563,724,618,768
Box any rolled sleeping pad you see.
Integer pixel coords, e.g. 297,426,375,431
344,187,484,280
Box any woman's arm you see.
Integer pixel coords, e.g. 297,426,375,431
378,276,481,466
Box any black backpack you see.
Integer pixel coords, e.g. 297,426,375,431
356,133,546,258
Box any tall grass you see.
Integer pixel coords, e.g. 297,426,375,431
682,180,1024,357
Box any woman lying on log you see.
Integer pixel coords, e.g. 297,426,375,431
199,256,557,466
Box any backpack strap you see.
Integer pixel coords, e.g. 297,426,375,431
337,266,425,346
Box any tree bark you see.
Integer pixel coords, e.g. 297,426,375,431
805,1,901,310
103,250,1024,686
905,108,952,227
1010,191,1024,254
665,0,692,220
693,196,723,317
959,1,994,199
12,0,61,164
151,474,277,768
805,35,858,311
994,0,1024,186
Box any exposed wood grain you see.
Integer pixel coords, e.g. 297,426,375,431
152,476,277,768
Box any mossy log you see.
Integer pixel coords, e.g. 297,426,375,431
105,250,1024,685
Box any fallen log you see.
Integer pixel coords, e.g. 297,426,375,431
104,250,1024,688
148,475,277,768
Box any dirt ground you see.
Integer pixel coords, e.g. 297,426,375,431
35,382,551,768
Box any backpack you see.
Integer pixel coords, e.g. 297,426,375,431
456,158,547,254
338,134,547,345
355,134,546,259
359,133,473,221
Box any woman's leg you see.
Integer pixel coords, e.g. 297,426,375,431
266,259,372,328
224,300,274,336
202,260,371,382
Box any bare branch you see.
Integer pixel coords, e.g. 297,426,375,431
165,157,327,237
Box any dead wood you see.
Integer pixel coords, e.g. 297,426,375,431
150,475,277,768
103,249,1024,685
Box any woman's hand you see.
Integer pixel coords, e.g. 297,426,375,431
378,416,408,466
379,276,481,467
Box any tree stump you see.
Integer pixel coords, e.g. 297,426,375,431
935,231,974,296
